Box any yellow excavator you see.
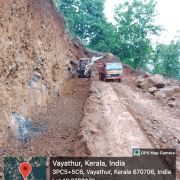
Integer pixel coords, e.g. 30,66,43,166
76,56,103,78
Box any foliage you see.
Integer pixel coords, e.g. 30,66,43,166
56,0,106,43
154,32,180,79
113,0,164,68
53,0,56,5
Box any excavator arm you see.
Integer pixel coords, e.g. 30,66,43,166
84,56,103,76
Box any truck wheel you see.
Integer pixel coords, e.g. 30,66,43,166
104,76,107,82
118,79,121,82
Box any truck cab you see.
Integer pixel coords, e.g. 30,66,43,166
98,60,123,82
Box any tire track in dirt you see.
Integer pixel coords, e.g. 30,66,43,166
74,80,153,157
112,80,180,178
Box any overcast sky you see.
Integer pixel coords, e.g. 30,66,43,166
104,0,180,45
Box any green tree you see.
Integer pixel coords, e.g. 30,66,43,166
152,32,180,79
56,0,106,43
113,0,163,68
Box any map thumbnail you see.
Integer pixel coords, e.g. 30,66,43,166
4,157,46,180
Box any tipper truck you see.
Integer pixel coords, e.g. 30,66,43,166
98,60,123,82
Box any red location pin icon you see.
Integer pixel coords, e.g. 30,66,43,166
19,162,32,180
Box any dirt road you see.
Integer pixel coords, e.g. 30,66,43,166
0,71,180,179
74,76,180,178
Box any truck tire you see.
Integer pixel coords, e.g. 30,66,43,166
118,79,121,82
104,76,107,82
99,73,103,81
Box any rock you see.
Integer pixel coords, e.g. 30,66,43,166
152,118,158,123
107,150,112,155
135,75,144,87
167,96,176,101
171,86,180,94
46,161,49,167
160,137,167,143
96,95,100,99
32,72,41,82
154,90,166,98
72,73,78,78
0,172,3,177
28,81,34,89
148,87,157,93
162,87,174,97
73,89,76,92
34,89,42,106
30,146,34,151
145,72,153,78
168,102,176,107
11,4,16,14
51,150,56,155
53,69,61,81
140,74,165,89
46,150,50,155
70,60,79,65
39,56,44,64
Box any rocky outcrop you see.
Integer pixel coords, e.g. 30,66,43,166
148,87,157,93
163,87,174,97
135,75,144,87
0,0,86,144
154,90,166,99
140,74,166,89
145,72,153,78
135,73,180,107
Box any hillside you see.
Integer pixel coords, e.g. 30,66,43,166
0,0,86,145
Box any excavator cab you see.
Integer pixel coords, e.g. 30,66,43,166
76,58,92,78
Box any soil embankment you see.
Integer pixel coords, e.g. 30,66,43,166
1,78,91,179
0,0,86,145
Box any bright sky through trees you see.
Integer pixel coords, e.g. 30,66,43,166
104,0,180,44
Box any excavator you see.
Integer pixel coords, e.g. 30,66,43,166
76,56,103,78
